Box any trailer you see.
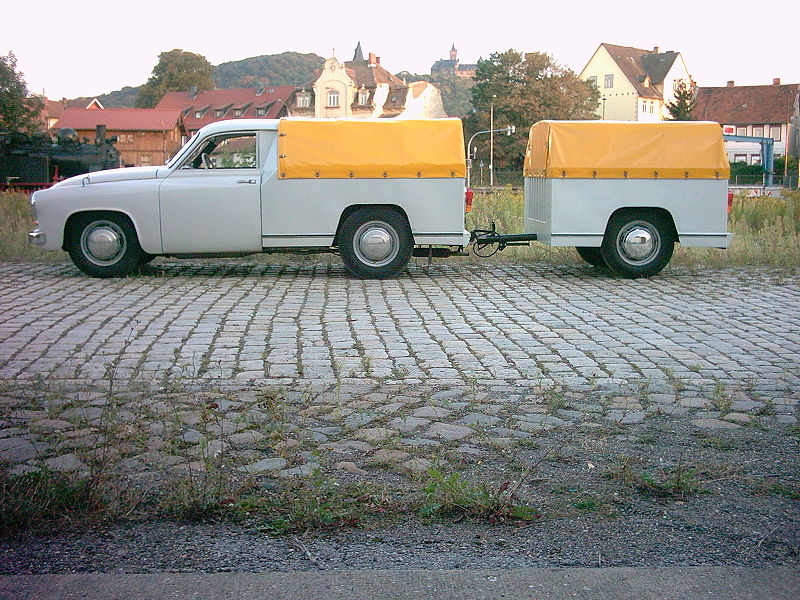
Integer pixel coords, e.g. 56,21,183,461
522,121,732,278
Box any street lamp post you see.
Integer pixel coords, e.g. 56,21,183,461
601,96,607,120
466,125,516,188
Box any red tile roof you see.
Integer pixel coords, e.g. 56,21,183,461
156,86,294,131
693,83,799,124
55,108,183,131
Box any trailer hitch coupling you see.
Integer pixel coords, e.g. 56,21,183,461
470,221,538,257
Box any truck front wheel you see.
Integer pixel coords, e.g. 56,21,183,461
67,212,144,278
339,208,413,279
600,211,674,278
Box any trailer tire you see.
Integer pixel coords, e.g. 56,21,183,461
576,246,607,268
66,212,143,278
600,210,674,278
339,207,413,279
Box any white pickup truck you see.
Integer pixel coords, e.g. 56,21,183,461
29,118,471,279
30,118,732,280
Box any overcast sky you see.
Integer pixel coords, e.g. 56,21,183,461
5,0,798,100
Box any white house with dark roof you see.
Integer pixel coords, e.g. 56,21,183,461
288,45,446,119
580,43,693,121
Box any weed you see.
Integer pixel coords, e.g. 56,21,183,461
604,454,704,498
572,495,605,511
697,435,739,451
417,468,538,522
768,483,800,501
0,467,109,535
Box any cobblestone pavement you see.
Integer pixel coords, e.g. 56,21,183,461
1,261,798,391
0,260,798,486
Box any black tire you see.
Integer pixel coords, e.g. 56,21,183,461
600,210,674,278
138,253,156,266
576,246,607,268
338,207,413,279
66,212,144,278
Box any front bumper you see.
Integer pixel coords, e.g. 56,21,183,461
28,229,46,245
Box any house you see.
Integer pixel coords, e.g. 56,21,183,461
693,79,800,164
580,43,693,121
156,86,294,136
431,45,477,79
287,45,447,119
55,107,185,167
41,97,103,131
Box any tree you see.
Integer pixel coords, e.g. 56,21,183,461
465,50,599,168
136,49,215,108
666,80,695,121
0,51,44,132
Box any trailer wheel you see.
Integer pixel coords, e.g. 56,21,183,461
600,210,674,278
575,246,607,268
339,207,413,279
67,212,143,278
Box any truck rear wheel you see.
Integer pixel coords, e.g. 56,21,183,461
67,212,143,278
576,246,607,268
339,208,413,279
600,210,674,278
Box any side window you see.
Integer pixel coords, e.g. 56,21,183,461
183,133,258,169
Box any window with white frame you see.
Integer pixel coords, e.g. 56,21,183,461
359,90,369,105
296,94,311,108
750,155,761,165
327,90,339,107
604,74,613,88
752,125,764,138
736,127,747,136
770,125,781,141
588,76,597,87
733,154,747,163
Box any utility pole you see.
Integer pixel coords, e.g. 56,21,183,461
490,95,496,186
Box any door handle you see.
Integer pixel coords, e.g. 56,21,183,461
237,179,257,184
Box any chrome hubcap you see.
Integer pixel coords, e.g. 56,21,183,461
616,222,659,265
354,221,399,267
81,221,126,266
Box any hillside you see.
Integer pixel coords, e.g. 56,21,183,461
214,52,324,88
70,52,325,108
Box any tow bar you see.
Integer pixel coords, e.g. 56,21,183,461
470,221,538,257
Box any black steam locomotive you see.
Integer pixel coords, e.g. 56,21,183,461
0,125,120,190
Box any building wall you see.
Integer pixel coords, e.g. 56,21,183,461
313,58,356,119
580,47,640,120
399,82,447,119
659,55,692,120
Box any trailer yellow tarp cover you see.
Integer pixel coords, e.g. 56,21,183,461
524,120,730,179
278,118,466,179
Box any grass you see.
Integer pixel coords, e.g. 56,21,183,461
0,468,106,535
6,188,797,267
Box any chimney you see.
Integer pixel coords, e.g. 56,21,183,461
653,46,661,54
727,80,735,87
368,52,376,66
773,78,781,85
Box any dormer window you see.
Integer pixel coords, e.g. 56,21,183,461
256,107,267,116
297,93,311,108
194,111,203,119
233,108,244,117
359,90,369,105
215,109,224,118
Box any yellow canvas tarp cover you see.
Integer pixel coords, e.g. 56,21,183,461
278,118,466,179
524,120,730,179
